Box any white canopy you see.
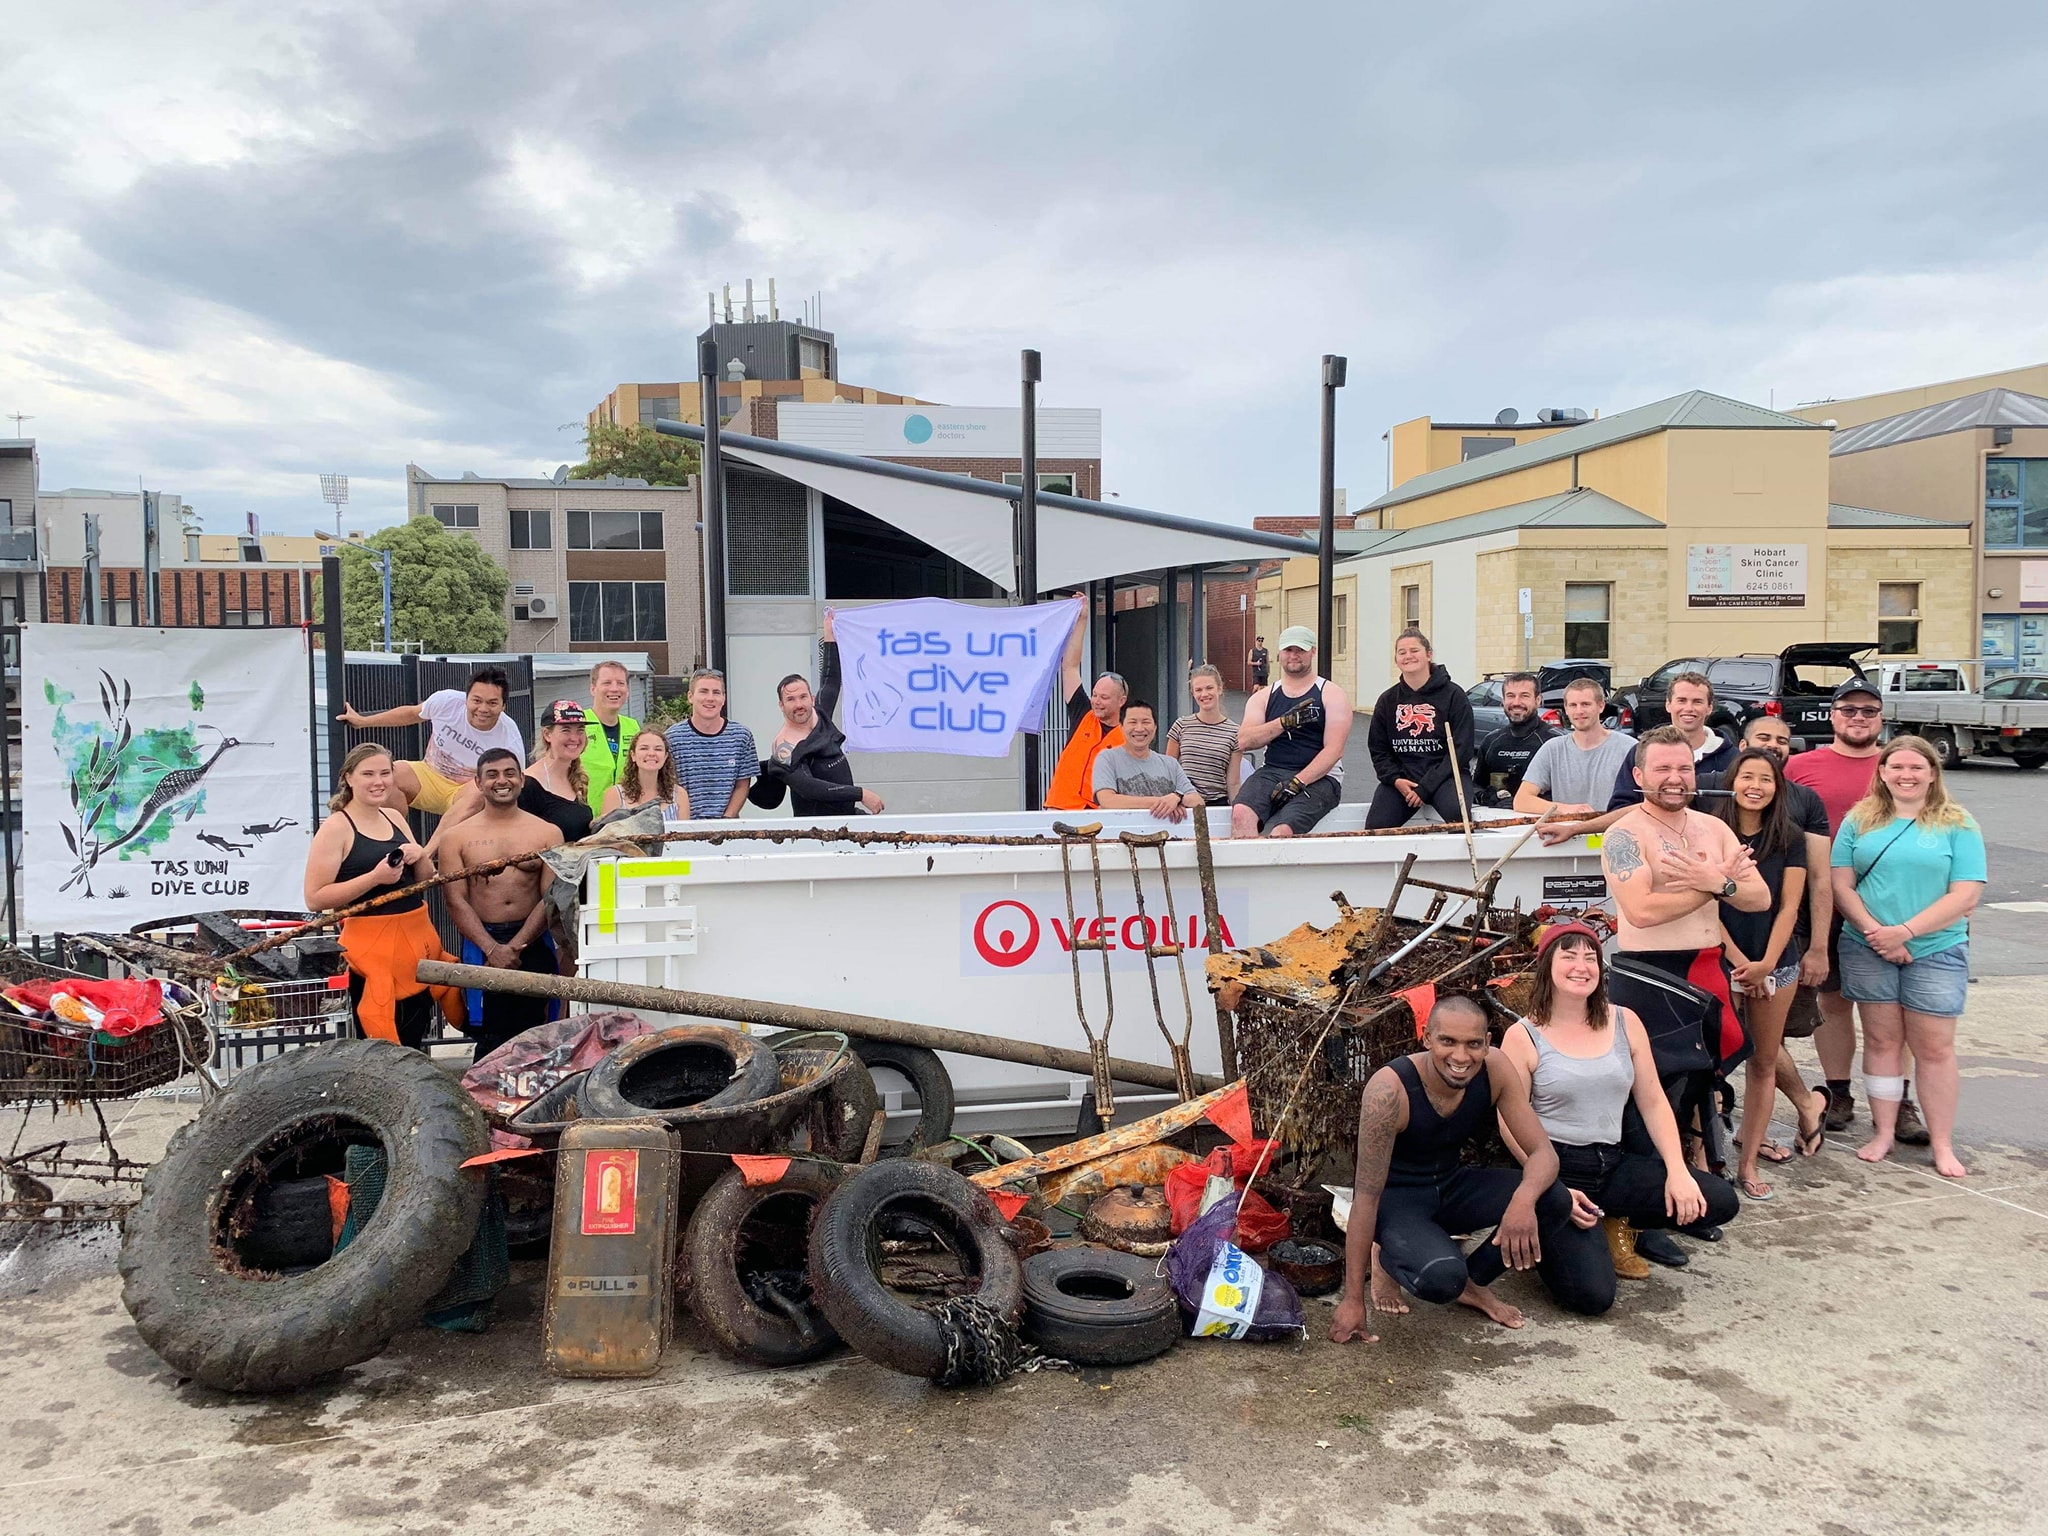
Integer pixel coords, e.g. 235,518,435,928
709,434,1311,591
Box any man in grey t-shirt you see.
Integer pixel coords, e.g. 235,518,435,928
1092,701,1203,823
1514,678,1634,841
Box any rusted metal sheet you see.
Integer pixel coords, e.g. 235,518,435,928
968,1080,1238,1190
1204,899,1387,1009
543,1120,681,1378
1039,1142,1194,1206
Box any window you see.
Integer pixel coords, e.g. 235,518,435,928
799,335,830,374
1647,658,1705,690
432,503,480,529
510,508,552,549
513,603,530,621
1707,658,1776,691
1985,459,2048,549
1878,581,1920,655
1335,594,1350,654
1564,582,1611,659
566,509,662,550
1461,436,1514,461
1468,679,1500,708
823,496,999,600
568,581,666,643
726,469,810,596
1401,584,1420,626
1002,472,1078,496
636,395,680,426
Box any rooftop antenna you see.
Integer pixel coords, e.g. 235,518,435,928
721,283,732,324
319,472,349,537
707,291,715,328
744,278,754,323
768,277,777,321
6,412,30,437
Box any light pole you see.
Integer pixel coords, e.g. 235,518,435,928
698,339,728,672
1317,356,1347,662
1019,349,1042,810
319,473,349,538
378,548,394,651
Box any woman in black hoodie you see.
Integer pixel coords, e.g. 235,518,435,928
1365,628,1476,829
750,611,886,818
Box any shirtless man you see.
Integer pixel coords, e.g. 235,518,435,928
1330,996,1612,1345
1603,727,1770,957
439,748,564,1060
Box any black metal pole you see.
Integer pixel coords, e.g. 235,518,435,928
698,338,727,673
321,554,347,796
1019,348,1042,811
1317,354,1347,661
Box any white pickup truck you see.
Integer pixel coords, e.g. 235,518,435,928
1883,667,2048,771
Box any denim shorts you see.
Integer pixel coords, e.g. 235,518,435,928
1837,938,1970,1016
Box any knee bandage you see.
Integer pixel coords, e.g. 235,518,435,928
1863,1074,1906,1102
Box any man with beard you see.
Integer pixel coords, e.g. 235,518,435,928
439,749,565,1061
1329,995,1612,1344
1473,672,1557,808
751,611,885,818
1786,677,1916,1138
1047,613,1128,812
1233,625,1349,838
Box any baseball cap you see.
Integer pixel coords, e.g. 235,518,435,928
1831,676,1882,705
1277,625,1316,651
541,700,588,727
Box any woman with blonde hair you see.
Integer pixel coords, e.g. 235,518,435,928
1831,735,1986,1178
303,744,459,1048
601,729,690,821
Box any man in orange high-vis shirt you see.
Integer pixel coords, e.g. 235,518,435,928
1047,613,1128,811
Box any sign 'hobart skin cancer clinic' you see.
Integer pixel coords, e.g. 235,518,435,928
1686,544,1807,608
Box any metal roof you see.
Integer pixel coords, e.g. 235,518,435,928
411,467,664,490
1363,391,1822,513
1826,503,1971,530
1827,389,2048,455
1339,488,1664,564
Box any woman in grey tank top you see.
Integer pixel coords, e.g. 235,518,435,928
1498,924,1737,1284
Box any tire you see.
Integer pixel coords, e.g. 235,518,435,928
119,1038,489,1393
577,1025,780,1122
760,1034,882,1161
232,1176,336,1273
681,1162,844,1366
2013,754,2046,772
1021,1247,1181,1367
851,1041,954,1154
808,1160,1022,1378
1926,728,1958,769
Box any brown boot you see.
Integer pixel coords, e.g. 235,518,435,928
1603,1217,1651,1280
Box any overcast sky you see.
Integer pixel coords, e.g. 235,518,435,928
5,2,2046,536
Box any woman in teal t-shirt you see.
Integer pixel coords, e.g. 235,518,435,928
1830,735,1987,1179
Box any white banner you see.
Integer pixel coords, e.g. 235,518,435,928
834,597,1082,757
22,626,315,932
1686,544,1807,608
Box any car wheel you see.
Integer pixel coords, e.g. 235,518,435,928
1925,728,1959,769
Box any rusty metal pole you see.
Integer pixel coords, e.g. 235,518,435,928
415,960,1220,1094
1191,806,1237,1077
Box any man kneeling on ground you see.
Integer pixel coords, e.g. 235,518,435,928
1330,996,1613,1344
439,748,564,1062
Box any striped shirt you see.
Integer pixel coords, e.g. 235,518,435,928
1166,713,1238,803
664,718,758,820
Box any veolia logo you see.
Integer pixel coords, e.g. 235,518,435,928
902,413,934,444
972,900,1040,967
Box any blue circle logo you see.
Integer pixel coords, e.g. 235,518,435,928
902,414,934,444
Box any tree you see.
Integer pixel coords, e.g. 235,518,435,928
572,421,700,487
339,517,509,653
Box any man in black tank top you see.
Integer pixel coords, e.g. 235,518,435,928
1331,997,1615,1343
1232,626,1349,838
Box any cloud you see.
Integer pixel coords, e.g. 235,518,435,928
3,0,2046,535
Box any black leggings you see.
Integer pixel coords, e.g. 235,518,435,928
1373,1168,1614,1317
1554,1143,1740,1232
1364,775,1468,830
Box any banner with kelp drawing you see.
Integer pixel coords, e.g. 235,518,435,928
22,625,315,933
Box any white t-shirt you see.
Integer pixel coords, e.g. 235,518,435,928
419,690,526,783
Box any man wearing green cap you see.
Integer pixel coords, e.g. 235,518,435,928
1232,625,1348,838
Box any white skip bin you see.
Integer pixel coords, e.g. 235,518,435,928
577,807,1606,1139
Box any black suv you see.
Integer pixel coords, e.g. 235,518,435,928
1627,643,1876,748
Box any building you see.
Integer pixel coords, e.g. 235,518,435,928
1786,364,2048,674
1259,389,1974,706
405,466,701,677
1385,410,1590,507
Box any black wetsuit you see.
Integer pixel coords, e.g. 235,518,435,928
1371,1056,1612,1315
1474,716,1557,808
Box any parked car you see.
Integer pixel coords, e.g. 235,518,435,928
1887,672,2048,770
1873,662,1971,695
1628,643,1876,749
1469,662,1617,737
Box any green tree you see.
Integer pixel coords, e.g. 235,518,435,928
572,421,700,487
339,517,509,653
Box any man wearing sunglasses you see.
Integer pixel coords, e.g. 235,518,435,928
1786,676,1925,1142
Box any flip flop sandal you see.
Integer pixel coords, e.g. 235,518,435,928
1795,1089,1829,1158
1738,1178,1775,1202
1758,1140,1794,1164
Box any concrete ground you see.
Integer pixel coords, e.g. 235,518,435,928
2,971,2045,1535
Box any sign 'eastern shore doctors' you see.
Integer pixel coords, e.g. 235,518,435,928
834,596,1083,757
21,624,315,932
1686,544,1807,608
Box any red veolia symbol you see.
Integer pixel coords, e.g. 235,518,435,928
972,900,1041,968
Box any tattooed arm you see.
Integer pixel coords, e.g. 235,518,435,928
1331,1068,1408,1343
1603,822,1716,929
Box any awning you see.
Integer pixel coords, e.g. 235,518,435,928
661,420,1313,592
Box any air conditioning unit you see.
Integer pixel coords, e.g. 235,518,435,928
525,594,558,618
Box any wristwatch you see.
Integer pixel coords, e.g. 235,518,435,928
1718,877,1738,898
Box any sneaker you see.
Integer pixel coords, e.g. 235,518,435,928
1895,1098,1932,1146
1823,1088,1855,1133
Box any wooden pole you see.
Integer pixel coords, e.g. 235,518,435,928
1191,805,1237,1077
414,959,1221,1095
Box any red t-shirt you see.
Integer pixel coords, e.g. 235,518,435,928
1785,746,1879,834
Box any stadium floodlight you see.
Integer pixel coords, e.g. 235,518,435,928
319,472,349,535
